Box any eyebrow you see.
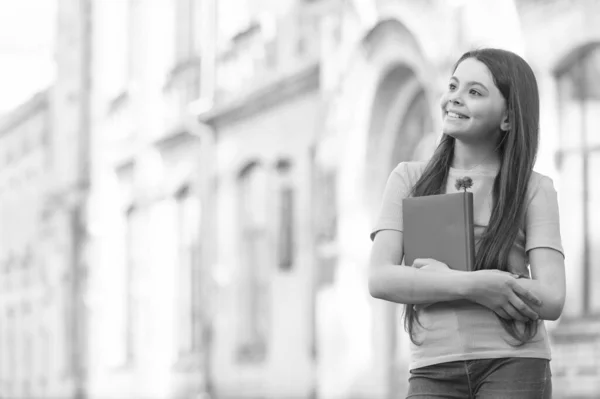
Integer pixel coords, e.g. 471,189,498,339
450,76,489,92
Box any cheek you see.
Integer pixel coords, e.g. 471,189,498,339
473,108,503,130
486,105,506,127
439,94,448,109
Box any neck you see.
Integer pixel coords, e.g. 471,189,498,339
451,137,501,170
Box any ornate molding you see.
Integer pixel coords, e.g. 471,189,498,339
198,62,320,129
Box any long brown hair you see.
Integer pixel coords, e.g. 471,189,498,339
404,48,540,346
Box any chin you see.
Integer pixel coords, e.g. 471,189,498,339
442,130,463,139
444,131,476,144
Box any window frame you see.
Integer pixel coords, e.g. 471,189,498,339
236,161,270,363
555,44,600,316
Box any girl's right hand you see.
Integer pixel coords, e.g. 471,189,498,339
466,270,542,322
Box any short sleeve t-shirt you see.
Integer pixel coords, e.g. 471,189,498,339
370,161,564,370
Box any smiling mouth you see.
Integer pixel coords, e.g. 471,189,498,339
446,111,469,119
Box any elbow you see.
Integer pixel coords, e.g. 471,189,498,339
543,310,560,322
544,310,561,322
544,297,566,321
368,270,385,299
368,275,382,299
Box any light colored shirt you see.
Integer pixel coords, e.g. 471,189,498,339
370,161,564,370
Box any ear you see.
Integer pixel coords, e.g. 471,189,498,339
500,113,510,132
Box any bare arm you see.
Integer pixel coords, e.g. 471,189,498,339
369,230,543,322
512,175,566,321
512,247,566,321
369,230,474,304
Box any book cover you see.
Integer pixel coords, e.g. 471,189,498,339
402,190,475,272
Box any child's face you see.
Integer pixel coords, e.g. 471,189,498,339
439,58,508,143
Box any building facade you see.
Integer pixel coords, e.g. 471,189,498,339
83,0,210,397
0,91,58,398
0,0,93,397
199,0,600,398
1,0,600,398
517,1,600,396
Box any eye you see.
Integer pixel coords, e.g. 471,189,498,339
448,83,457,91
470,89,481,96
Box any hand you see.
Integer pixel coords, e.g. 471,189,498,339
467,270,543,322
411,258,450,311
412,258,451,272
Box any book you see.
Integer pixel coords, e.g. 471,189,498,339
402,191,475,271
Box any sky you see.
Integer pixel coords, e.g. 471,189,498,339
0,0,56,115
0,0,279,116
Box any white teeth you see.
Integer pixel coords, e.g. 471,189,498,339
447,111,466,119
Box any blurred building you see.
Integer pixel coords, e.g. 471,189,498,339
199,0,600,398
85,0,209,397
1,0,600,399
0,0,93,397
0,91,57,398
518,1,600,397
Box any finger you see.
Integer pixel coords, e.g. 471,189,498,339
435,261,450,269
500,302,529,322
412,258,430,268
510,280,543,306
509,294,539,321
509,303,534,322
495,308,512,320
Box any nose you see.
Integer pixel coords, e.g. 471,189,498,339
448,94,462,106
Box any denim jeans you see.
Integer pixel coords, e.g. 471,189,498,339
407,357,552,398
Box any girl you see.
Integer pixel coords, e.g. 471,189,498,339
368,48,565,398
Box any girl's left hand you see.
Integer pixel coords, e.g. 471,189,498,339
411,258,451,272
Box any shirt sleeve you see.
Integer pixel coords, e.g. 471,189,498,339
525,175,565,258
370,162,413,241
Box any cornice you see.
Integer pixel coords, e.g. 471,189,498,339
0,89,50,137
199,62,320,129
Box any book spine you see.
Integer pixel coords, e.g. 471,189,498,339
464,192,476,271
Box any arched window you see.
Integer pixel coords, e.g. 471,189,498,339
555,44,600,315
237,162,270,361
175,185,203,355
276,159,295,271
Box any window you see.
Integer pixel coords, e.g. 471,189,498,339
175,186,202,355
276,160,295,271
237,162,270,361
4,251,15,274
124,205,137,363
6,307,15,393
296,11,318,58
39,328,49,390
312,152,338,287
392,90,434,164
22,303,31,395
127,0,144,88
556,44,600,315
175,0,197,63
103,0,132,101
63,252,74,378
278,187,295,270
169,0,200,106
